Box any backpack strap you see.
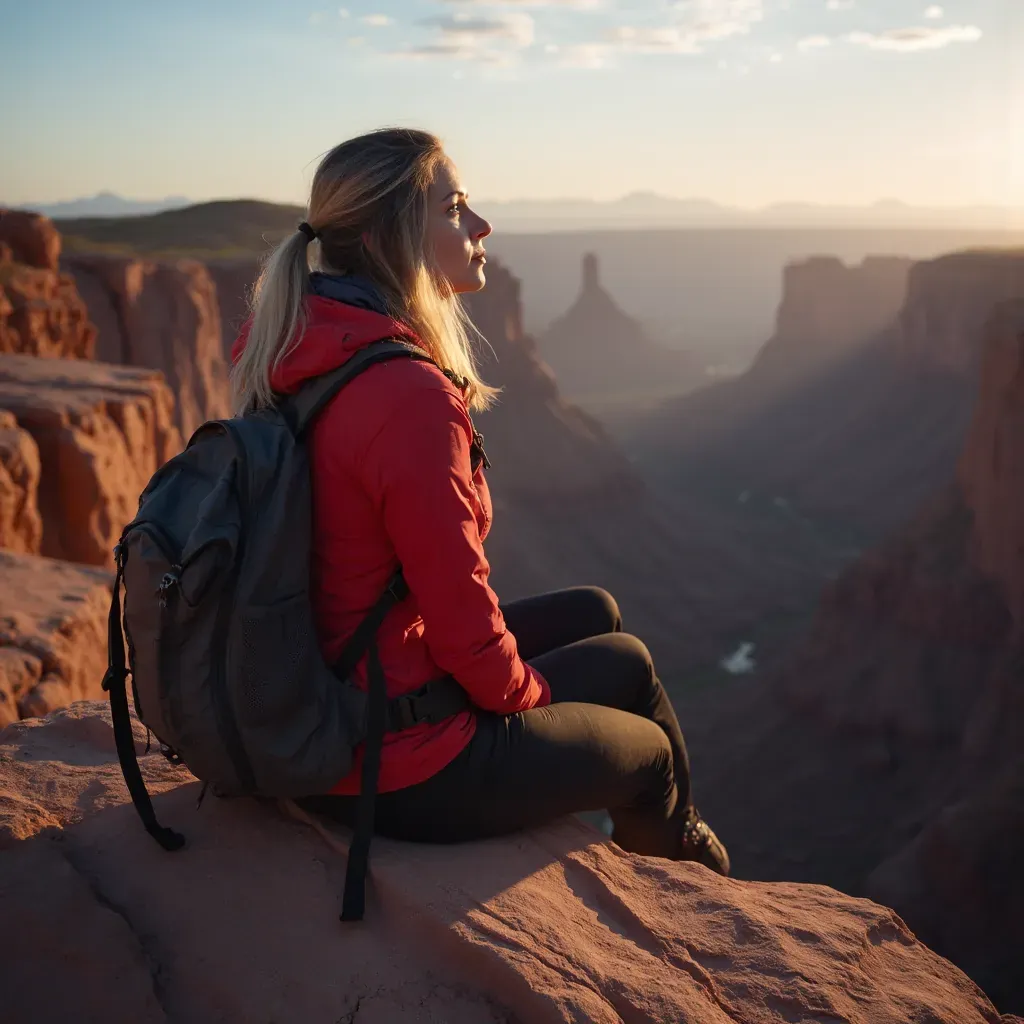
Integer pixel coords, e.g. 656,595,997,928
341,636,388,921
332,568,409,680
102,544,186,853
285,338,476,921
286,339,435,437
331,568,470,729
335,567,471,922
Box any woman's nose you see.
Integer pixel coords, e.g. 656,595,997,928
471,213,492,240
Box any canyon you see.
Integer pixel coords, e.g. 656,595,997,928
2,205,1023,1016
672,293,1024,1011
627,250,1024,544
537,252,700,406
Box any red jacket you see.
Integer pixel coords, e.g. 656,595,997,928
232,293,550,794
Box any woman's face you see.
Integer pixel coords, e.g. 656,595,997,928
425,158,492,294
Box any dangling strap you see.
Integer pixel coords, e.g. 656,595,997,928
340,638,388,922
332,568,408,681
102,546,185,852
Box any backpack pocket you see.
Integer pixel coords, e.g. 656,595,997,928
235,592,319,727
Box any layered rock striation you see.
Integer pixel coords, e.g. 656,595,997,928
0,210,96,359
63,254,231,437
0,410,42,555
0,552,111,727
0,354,181,567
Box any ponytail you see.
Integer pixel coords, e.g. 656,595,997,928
229,228,314,414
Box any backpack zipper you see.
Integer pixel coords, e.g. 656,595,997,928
118,521,180,728
128,466,257,794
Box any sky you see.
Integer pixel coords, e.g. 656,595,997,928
0,0,1021,208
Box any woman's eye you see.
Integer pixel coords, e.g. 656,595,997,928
447,203,460,215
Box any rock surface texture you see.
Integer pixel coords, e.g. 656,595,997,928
0,354,181,566
0,701,1019,1024
0,210,96,359
0,410,42,554
63,254,231,437
0,552,110,727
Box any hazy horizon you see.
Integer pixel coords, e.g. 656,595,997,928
1,0,1020,210
11,188,1024,215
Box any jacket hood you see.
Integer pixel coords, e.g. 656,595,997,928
230,273,421,396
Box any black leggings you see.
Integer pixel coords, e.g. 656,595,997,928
303,587,694,859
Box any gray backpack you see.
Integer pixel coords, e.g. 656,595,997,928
102,340,471,921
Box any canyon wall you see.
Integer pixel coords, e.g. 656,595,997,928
0,210,96,359
696,298,1024,1012
0,354,180,568
0,411,42,556
630,251,1024,543
63,254,230,437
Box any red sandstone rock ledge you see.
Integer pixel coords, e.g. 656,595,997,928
0,410,42,554
0,701,1018,1024
0,208,97,359
0,353,181,566
63,253,232,437
0,552,111,727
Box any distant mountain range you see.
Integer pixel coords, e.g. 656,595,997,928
6,191,1023,232
8,191,193,220
475,193,1024,232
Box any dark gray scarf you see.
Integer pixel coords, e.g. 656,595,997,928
309,272,390,316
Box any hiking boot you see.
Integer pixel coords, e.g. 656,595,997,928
679,806,731,876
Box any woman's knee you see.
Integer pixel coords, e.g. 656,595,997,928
609,631,654,674
573,586,622,636
597,632,657,703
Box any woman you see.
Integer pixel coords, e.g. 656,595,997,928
230,127,729,875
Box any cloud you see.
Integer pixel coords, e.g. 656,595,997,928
553,42,615,67
421,11,535,45
924,5,944,17
606,25,703,54
847,23,981,51
670,0,764,45
393,0,764,68
797,34,831,49
826,0,854,8
440,0,600,7
597,0,764,58
391,11,535,62
361,13,393,26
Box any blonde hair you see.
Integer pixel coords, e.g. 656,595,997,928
230,127,499,414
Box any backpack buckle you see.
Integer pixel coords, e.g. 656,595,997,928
384,570,409,604
388,693,425,732
101,666,128,693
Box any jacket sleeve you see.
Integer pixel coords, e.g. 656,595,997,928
363,383,550,714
